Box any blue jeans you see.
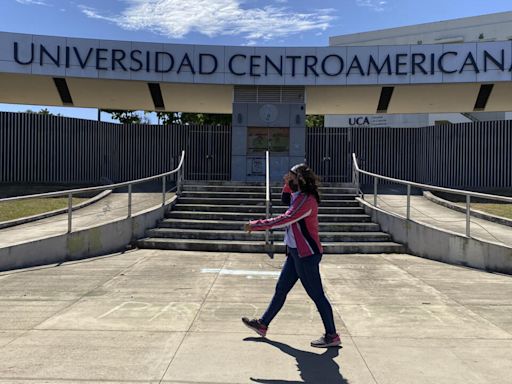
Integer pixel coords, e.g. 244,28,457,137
261,248,337,335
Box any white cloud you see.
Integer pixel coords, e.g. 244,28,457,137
16,0,51,5
79,0,335,42
356,0,388,12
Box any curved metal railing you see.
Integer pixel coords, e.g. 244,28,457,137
0,150,185,233
352,153,512,237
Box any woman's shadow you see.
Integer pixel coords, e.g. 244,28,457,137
244,337,349,384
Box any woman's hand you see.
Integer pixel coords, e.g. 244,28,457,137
244,223,252,233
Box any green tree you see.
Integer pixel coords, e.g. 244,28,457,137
306,115,324,128
156,112,181,125
104,110,143,124
24,108,54,115
156,112,231,125
181,113,232,125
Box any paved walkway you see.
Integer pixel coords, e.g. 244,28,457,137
0,192,166,247
0,249,510,383
364,194,512,248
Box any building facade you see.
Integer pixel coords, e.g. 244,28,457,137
1,12,512,182
327,11,512,128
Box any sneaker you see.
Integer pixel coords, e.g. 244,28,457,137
242,317,268,337
310,333,341,348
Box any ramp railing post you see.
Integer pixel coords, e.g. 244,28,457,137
162,176,166,217
67,192,72,233
176,151,184,197
466,195,471,237
264,150,274,258
406,184,411,220
374,178,378,207
128,184,132,218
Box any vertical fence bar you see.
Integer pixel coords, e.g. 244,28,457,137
177,151,184,196
374,178,378,206
406,184,411,220
180,167,184,195
352,153,361,197
352,161,355,187
177,167,182,197
67,192,72,233
128,183,132,218
356,171,360,197
466,194,471,237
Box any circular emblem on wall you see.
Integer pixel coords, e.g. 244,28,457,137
259,104,278,123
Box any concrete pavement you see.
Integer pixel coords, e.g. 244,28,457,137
0,249,510,383
364,194,512,247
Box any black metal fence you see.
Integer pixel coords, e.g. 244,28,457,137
1,111,511,189
307,122,512,189
0,112,231,184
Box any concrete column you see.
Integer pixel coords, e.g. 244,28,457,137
231,101,306,182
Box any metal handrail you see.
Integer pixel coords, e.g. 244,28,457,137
1,150,186,233
352,153,512,237
265,150,271,246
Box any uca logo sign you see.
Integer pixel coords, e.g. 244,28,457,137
349,117,371,126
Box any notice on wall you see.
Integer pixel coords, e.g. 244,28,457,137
247,127,289,154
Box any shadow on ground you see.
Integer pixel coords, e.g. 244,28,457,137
244,337,349,384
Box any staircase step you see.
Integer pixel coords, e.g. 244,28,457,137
138,181,403,255
184,181,265,186
146,228,391,242
183,185,358,194
173,204,364,215
177,197,360,207
137,238,405,254
181,191,358,200
159,219,381,232
183,180,355,187
167,211,372,222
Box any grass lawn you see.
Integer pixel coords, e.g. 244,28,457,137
0,198,88,222
467,203,512,220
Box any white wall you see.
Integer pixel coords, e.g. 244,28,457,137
325,111,509,128
327,13,512,123
325,113,429,128
330,12,512,46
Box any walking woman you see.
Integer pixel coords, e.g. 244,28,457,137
242,164,340,348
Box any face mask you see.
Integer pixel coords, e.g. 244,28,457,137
288,179,299,192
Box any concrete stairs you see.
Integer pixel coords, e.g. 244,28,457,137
137,181,405,254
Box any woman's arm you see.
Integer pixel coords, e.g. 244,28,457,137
281,182,292,206
247,194,314,232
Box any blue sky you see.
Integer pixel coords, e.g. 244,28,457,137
1,0,511,121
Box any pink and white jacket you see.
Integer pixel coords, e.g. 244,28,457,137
249,192,323,258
